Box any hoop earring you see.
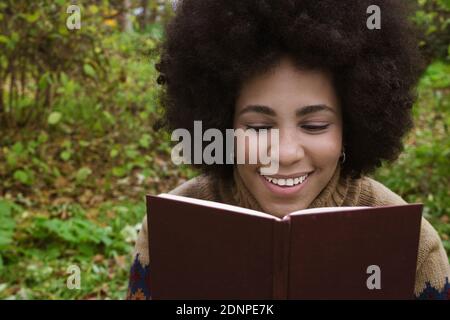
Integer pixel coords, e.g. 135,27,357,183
340,150,346,164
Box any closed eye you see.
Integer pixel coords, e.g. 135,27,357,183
301,124,330,131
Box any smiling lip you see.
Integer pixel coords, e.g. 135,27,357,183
260,171,312,196
261,172,311,179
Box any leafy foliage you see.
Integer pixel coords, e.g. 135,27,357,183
412,0,450,62
0,0,110,131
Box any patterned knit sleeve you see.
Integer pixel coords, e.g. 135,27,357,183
124,176,208,300
414,218,450,300
126,215,152,300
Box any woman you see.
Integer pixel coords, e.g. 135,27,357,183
127,0,450,299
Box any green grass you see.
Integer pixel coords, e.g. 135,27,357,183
0,199,145,299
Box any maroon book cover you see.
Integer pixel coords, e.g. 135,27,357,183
146,194,422,300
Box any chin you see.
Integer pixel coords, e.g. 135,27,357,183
261,202,303,218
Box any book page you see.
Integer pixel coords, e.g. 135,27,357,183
156,193,281,220
156,193,372,220
288,206,369,217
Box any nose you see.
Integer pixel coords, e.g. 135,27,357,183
273,127,304,167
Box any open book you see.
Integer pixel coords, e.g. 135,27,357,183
146,194,423,299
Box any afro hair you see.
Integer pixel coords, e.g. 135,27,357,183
155,0,424,179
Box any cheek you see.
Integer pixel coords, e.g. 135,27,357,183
236,163,259,190
305,133,342,165
233,127,269,165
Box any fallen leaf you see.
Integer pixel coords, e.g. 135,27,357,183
54,176,69,189
93,254,104,263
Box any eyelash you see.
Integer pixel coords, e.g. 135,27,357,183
301,124,330,131
245,125,330,132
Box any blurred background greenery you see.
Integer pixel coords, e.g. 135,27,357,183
0,0,448,299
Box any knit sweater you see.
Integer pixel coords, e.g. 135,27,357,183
126,165,450,299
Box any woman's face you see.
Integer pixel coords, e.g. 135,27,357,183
233,56,343,217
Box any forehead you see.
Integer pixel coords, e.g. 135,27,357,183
235,57,339,114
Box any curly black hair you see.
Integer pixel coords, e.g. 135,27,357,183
154,0,424,179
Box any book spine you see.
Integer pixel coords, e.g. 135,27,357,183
272,219,291,299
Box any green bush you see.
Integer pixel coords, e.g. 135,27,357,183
412,0,450,62
0,0,109,131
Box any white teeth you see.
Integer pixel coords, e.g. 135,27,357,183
261,173,309,187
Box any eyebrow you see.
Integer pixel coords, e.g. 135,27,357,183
296,104,336,117
237,104,336,117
